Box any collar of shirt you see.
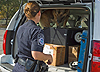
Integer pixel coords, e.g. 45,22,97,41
28,20,37,26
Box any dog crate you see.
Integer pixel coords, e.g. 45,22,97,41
44,27,83,45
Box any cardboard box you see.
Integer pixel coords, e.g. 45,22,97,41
69,53,77,58
69,45,80,58
68,45,80,63
43,43,65,66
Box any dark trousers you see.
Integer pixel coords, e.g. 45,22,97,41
12,63,28,72
12,62,48,72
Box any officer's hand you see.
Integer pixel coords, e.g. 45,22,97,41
47,55,53,65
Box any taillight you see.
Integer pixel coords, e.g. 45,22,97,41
91,40,100,72
3,30,8,54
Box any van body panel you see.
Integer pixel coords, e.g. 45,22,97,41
6,10,19,30
93,0,100,40
4,4,26,55
6,3,26,30
5,30,14,54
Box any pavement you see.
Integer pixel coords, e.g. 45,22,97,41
0,66,10,72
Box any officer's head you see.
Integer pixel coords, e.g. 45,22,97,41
24,1,41,24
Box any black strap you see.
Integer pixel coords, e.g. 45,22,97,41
14,52,19,63
34,61,40,72
18,58,26,66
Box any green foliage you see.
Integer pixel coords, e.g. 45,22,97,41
0,0,27,24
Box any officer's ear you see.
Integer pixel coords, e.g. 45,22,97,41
25,13,28,18
37,11,41,17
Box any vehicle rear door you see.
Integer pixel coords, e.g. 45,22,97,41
28,0,94,72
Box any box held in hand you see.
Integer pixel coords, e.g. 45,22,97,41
43,43,65,66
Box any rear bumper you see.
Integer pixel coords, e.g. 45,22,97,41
0,63,13,72
0,54,14,72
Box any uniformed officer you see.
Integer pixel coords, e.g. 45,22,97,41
12,1,53,72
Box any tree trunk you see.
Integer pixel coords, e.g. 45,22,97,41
6,3,9,25
6,18,8,25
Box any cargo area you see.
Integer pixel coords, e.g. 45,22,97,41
40,7,89,71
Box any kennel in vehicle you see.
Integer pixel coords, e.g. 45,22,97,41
1,0,100,72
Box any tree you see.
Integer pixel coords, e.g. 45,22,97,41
0,0,27,25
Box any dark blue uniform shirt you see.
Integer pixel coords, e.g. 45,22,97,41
17,20,44,61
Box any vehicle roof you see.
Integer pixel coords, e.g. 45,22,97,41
28,0,94,4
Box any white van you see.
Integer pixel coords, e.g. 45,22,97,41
0,0,100,72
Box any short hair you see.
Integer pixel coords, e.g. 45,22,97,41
24,1,40,18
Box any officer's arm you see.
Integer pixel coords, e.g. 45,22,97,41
31,51,52,61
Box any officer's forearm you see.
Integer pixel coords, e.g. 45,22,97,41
31,51,52,61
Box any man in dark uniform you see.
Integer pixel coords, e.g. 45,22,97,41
12,1,53,72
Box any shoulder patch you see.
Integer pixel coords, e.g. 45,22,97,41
37,33,44,46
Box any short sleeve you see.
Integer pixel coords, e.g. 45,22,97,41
30,28,44,52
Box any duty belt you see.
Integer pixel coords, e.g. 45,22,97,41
18,58,26,66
